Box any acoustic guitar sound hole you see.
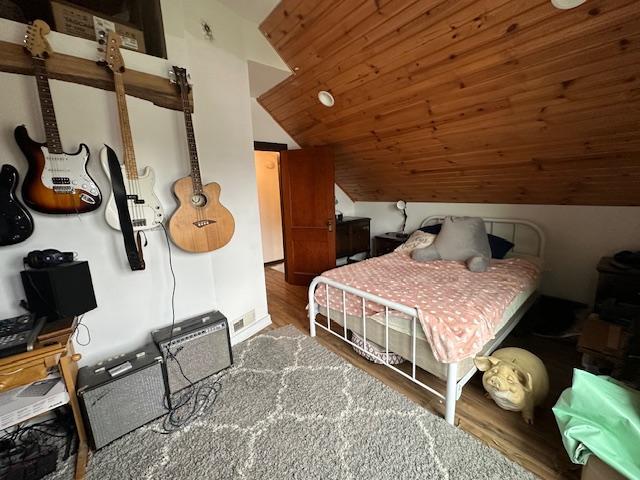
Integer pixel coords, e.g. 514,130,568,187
191,194,207,207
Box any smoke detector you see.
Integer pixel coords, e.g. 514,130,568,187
551,0,587,9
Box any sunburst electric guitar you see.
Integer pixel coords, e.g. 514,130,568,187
167,66,234,253
99,31,164,231
15,20,101,214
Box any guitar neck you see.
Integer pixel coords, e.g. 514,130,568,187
113,72,138,179
32,57,63,154
179,85,203,194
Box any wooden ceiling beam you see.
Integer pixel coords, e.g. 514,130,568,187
275,0,636,132
259,0,640,206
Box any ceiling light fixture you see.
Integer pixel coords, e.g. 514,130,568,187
318,90,335,107
551,0,587,9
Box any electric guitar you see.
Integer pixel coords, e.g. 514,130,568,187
167,66,235,253
15,20,101,214
0,164,34,246
99,31,164,231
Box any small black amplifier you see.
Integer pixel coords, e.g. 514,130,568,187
152,311,232,398
77,343,166,450
21,261,97,319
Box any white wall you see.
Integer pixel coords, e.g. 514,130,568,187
250,98,355,217
355,201,640,305
0,0,273,364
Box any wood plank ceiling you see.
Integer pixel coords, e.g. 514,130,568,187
257,0,640,205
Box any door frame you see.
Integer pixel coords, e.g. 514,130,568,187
254,141,288,267
254,141,288,153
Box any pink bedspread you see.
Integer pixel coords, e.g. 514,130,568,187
315,252,540,363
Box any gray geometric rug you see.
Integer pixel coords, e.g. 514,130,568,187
49,325,535,479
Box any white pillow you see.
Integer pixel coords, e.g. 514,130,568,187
395,231,436,254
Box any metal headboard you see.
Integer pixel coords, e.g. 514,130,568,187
419,216,545,258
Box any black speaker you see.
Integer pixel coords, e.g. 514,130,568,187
20,261,97,318
77,343,167,450
152,311,232,399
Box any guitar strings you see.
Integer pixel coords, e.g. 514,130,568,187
115,72,144,227
179,78,204,224
35,58,63,193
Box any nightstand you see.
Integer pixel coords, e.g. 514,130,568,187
373,233,408,256
596,256,640,310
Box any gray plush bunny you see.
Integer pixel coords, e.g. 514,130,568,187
411,216,491,272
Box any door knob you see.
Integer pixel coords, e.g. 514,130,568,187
327,219,333,232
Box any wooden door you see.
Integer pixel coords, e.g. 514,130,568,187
280,147,336,285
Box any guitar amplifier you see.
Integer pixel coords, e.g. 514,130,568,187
152,311,232,398
77,343,167,450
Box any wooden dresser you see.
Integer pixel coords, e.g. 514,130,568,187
336,216,371,259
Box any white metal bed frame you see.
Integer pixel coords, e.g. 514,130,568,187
308,216,545,426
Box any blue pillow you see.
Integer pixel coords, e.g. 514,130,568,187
487,234,514,259
419,224,442,234
418,223,514,259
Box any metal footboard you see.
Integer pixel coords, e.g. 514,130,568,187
308,276,460,425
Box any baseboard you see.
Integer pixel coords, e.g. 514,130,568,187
231,314,272,345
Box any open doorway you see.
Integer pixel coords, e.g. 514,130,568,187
254,142,287,273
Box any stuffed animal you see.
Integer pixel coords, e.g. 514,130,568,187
411,216,491,272
474,347,549,424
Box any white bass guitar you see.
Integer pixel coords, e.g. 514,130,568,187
99,30,164,231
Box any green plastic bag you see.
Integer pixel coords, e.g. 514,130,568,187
553,369,640,480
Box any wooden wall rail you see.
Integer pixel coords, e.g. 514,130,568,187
258,0,640,205
0,40,190,112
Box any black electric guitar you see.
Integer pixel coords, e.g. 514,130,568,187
0,164,34,246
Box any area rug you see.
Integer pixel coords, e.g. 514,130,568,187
48,325,535,479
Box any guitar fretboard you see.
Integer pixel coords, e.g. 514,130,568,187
32,57,62,154
113,72,139,179
178,82,203,195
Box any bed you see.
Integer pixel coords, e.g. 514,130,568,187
308,216,545,426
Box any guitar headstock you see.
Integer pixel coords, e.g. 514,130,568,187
169,66,192,92
24,20,52,59
98,30,125,73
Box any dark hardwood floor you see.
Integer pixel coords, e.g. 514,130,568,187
264,266,582,480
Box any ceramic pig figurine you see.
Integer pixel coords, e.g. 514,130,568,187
474,347,549,424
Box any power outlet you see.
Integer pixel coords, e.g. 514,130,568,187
233,310,255,333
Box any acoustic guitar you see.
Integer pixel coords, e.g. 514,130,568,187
0,164,34,246
15,20,102,214
167,66,235,253
98,31,164,232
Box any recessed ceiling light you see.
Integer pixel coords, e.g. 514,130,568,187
551,0,587,9
318,90,335,107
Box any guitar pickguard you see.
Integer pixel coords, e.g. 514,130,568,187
40,145,100,199
0,164,34,246
100,147,165,232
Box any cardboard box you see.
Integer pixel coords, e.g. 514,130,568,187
578,314,631,361
50,0,146,53
581,456,626,480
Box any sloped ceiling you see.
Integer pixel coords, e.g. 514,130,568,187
257,0,640,205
